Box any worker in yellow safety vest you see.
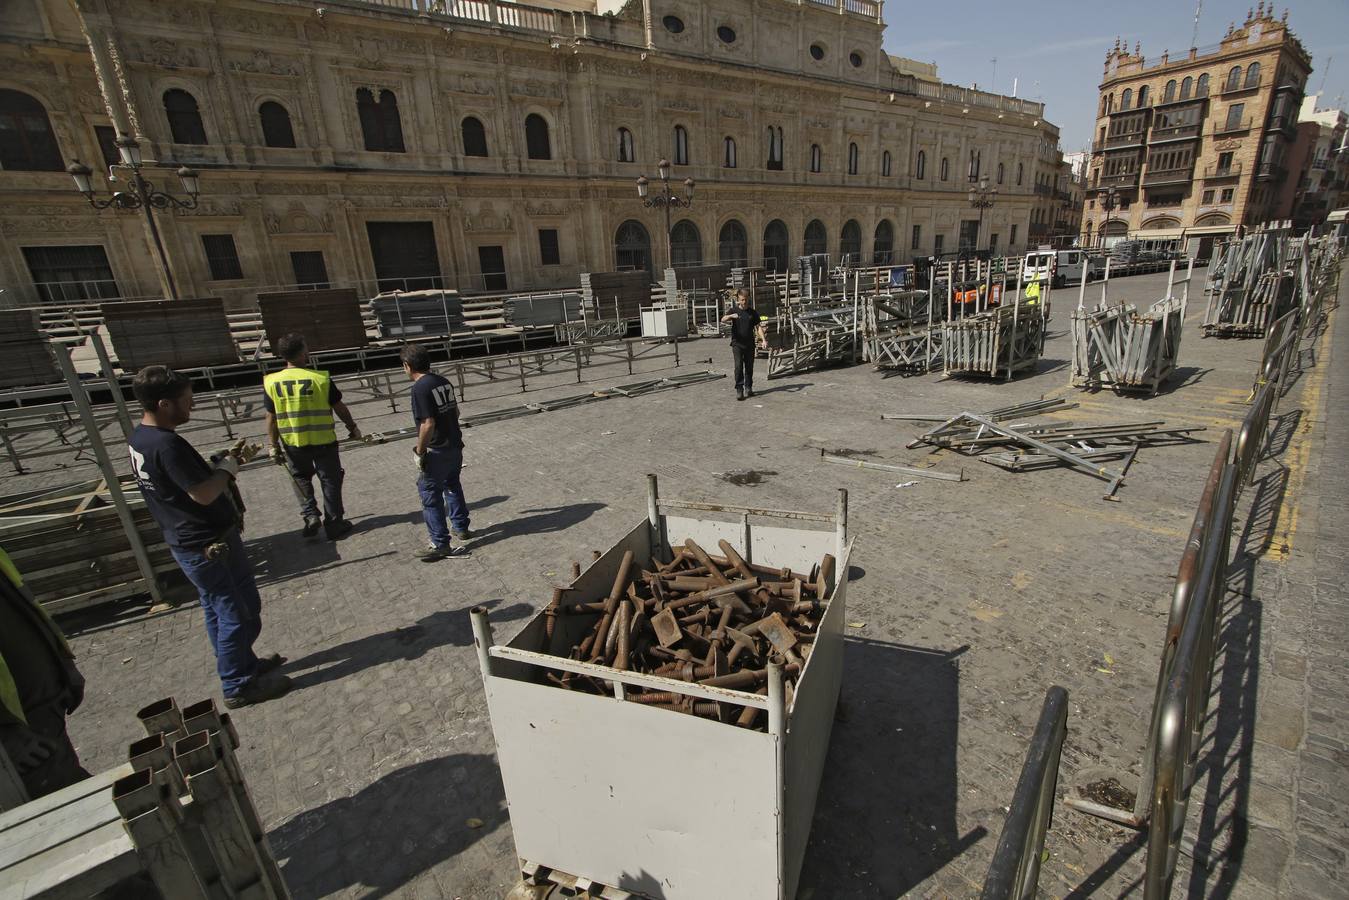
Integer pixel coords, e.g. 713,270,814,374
1024,278,1042,306
263,332,361,540
0,546,89,802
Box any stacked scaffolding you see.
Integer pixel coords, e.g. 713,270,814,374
1070,259,1192,395
942,304,1045,380
1202,225,1294,337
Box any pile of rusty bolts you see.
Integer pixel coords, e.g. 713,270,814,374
547,538,834,730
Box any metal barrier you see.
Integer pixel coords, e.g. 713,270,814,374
981,686,1070,900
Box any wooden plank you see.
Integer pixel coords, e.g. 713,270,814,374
0,819,138,900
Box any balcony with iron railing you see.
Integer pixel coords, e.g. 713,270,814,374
1202,163,1243,180
1150,122,1202,143
1213,117,1253,136
1143,165,1194,186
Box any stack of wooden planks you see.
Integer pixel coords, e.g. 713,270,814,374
257,288,367,354
0,310,59,389
0,478,176,615
101,297,239,372
580,271,651,320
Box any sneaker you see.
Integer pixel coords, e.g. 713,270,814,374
418,544,471,562
301,516,322,538
451,528,474,541
256,652,286,676
223,673,293,709
324,519,354,540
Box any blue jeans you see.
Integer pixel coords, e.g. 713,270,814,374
418,446,470,548
169,530,262,698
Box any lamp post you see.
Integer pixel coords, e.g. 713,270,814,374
1097,186,1119,249
67,137,200,301
636,158,695,269
967,176,997,253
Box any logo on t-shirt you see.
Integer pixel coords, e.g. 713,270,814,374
128,445,154,492
431,383,456,412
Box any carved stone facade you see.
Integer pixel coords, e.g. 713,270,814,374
1083,6,1311,251
0,0,1058,307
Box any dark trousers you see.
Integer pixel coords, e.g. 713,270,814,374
731,342,756,393
169,530,263,698
2,701,90,799
283,441,345,522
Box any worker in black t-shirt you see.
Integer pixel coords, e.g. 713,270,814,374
127,367,290,709
719,289,767,401
400,344,472,562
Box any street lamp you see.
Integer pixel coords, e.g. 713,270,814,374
636,158,695,269
1096,186,1120,248
967,175,997,253
67,137,201,301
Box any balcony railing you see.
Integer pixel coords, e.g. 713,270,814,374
1150,123,1202,142
1202,163,1242,179
1105,131,1147,149
1213,118,1253,136
897,77,1044,117
1222,76,1262,95
1099,171,1140,188
1143,166,1194,186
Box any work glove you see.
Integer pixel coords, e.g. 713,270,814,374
0,726,59,773
413,451,426,472
269,446,286,466
215,455,241,478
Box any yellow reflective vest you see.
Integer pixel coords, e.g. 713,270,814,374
1024,280,1042,305
264,366,337,448
0,547,75,727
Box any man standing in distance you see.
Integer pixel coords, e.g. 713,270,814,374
401,345,472,561
129,367,289,709
719,289,768,401
263,333,360,540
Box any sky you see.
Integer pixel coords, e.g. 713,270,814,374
881,0,1349,151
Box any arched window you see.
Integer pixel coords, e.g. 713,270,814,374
968,148,981,180
1137,85,1149,107
1164,80,1177,103
1121,88,1133,110
723,136,737,168
809,144,821,173
525,113,551,160
670,219,702,266
673,125,688,165
766,126,783,170
718,220,748,265
462,116,488,157
1017,162,1024,185
997,162,1004,184
1107,93,1114,113
1180,76,1193,99
617,127,634,162
939,157,949,181
614,219,652,276
915,150,925,180
839,219,861,262
356,88,404,153
258,101,296,148
1245,62,1260,89
881,150,891,177
1225,66,1242,92
1197,74,1209,97
847,142,859,175
763,219,789,272
872,219,894,265
0,90,63,170
804,219,827,256
164,89,207,145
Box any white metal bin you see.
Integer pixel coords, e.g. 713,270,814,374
640,306,690,338
472,477,851,899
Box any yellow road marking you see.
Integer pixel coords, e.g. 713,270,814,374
1274,311,1334,561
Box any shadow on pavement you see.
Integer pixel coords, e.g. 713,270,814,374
798,638,983,897
270,751,506,898
283,598,533,691
466,502,606,551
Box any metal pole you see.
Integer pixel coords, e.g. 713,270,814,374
134,171,179,301
470,606,495,681
55,343,165,607
90,331,134,441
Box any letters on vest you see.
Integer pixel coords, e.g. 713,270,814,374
264,367,337,447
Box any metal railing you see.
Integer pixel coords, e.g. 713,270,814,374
1213,118,1253,136
981,686,1070,900
1143,166,1193,186
1202,163,1242,179
1099,171,1140,188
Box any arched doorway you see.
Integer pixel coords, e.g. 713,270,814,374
872,219,894,265
614,219,652,277
839,219,862,263
670,219,703,267
763,220,789,273
718,220,749,266
804,219,827,256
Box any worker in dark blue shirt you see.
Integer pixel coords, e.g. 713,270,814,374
401,345,472,561
719,289,767,400
127,366,290,709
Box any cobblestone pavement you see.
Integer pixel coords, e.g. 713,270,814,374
20,267,1344,899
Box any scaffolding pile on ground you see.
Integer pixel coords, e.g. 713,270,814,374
0,696,290,898
1201,224,1294,338
894,398,1206,497
0,335,687,475
1070,259,1192,395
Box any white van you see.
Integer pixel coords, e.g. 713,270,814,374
1021,249,1102,288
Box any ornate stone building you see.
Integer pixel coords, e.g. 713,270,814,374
0,0,1056,308
1082,5,1311,256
